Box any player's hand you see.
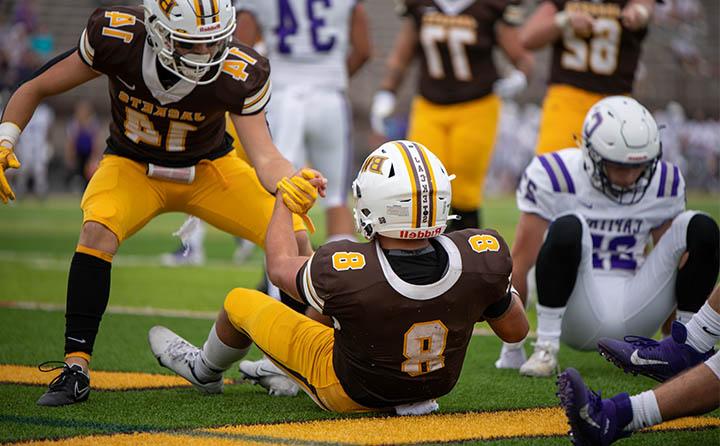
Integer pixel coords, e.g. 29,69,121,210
0,144,20,204
567,11,594,38
370,90,396,135
620,3,650,31
493,69,528,100
276,168,325,234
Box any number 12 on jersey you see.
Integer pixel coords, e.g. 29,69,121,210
275,0,336,54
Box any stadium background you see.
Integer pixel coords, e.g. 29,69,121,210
0,0,718,197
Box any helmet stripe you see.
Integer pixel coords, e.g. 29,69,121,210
210,0,219,24
194,0,205,26
416,145,437,228
395,142,420,228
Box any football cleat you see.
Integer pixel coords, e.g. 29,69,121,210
239,358,299,397
160,245,206,267
148,326,223,394
597,321,715,382
520,341,558,377
36,362,90,406
557,368,633,446
495,343,527,370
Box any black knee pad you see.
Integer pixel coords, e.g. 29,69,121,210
535,215,583,308
677,214,720,312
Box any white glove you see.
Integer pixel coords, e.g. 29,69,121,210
370,90,396,135
493,70,528,100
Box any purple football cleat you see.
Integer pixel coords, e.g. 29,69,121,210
597,321,715,382
557,368,633,446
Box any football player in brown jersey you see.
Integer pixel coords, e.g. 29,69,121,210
520,0,658,155
0,0,327,406
149,140,528,414
370,0,534,230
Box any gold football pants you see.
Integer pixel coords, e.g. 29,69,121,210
534,84,618,155
224,288,373,413
407,94,500,211
81,152,304,244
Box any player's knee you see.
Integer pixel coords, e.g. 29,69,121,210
78,222,119,254
224,288,260,324
544,214,583,254
686,213,719,259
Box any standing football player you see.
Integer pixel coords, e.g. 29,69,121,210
521,0,659,154
0,0,326,406
370,0,534,230
149,140,529,413
510,96,719,377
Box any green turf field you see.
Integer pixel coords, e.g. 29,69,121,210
0,194,718,445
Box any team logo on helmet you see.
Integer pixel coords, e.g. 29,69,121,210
158,0,176,17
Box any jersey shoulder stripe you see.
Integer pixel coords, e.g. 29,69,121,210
537,153,576,194
657,161,682,198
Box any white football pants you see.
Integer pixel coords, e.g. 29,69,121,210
265,86,352,208
561,210,700,350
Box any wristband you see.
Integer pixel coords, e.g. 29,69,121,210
0,122,21,149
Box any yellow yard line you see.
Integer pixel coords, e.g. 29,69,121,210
13,408,720,445
0,364,231,390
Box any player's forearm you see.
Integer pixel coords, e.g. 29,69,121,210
266,194,299,263
347,47,371,77
1,83,44,130
519,3,562,50
254,154,295,194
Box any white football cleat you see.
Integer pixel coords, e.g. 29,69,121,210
160,246,206,267
519,341,559,377
239,358,299,397
148,325,223,394
494,343,527,369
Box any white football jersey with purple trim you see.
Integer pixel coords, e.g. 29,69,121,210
235,0,357,90
517,148,686,274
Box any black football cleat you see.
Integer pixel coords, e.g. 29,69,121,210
36,362,91,406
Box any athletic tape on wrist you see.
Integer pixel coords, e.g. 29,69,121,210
0,122,21,149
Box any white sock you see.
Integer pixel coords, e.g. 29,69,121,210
326,234,355,244
676,310,695,325
502,340,525,351
536,304,565,348
196,323,249,381
685,301,720,353
626,390,662,431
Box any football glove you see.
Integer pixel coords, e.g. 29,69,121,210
276,169,319,233
493,69,527,100
0,122,22,204
370,90,396,135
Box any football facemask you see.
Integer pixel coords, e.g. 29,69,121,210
144,0,236,85
352,140,456,240
581,96,661,205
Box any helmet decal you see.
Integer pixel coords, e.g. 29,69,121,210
158,0,176,18
395,141,437,229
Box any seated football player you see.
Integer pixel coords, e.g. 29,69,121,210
149,140,529,414
0,0,325,406
507,96,719,377
556,285,720,446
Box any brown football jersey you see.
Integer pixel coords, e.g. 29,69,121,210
299,228,512,408
549,0,648,94
401,0,525,105
77,6,271,167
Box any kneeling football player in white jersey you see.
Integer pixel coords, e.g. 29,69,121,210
148,140,529,413
505,96,719,377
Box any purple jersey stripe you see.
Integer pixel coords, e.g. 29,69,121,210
657,162,667,198
671,165,680,197
550,153,575,194
538,156,561,192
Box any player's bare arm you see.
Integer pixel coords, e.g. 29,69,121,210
347,3,372,77
496,23,534,78
511,212,549,305
264,193,313,302
2,51,100,130
379,18,417,92
229,112,298,193
621,0,656,31
486,292,530,343
235,11,262,46
520,1,594,49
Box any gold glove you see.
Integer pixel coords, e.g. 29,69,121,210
0,145,20,204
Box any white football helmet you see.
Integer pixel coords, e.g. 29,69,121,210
581,96,662,205
144,0,236,84
352,140,456,240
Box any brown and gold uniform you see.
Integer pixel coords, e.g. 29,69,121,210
402,0,524,212
535,0,650,154
76,6,303,243
224,229,513,412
